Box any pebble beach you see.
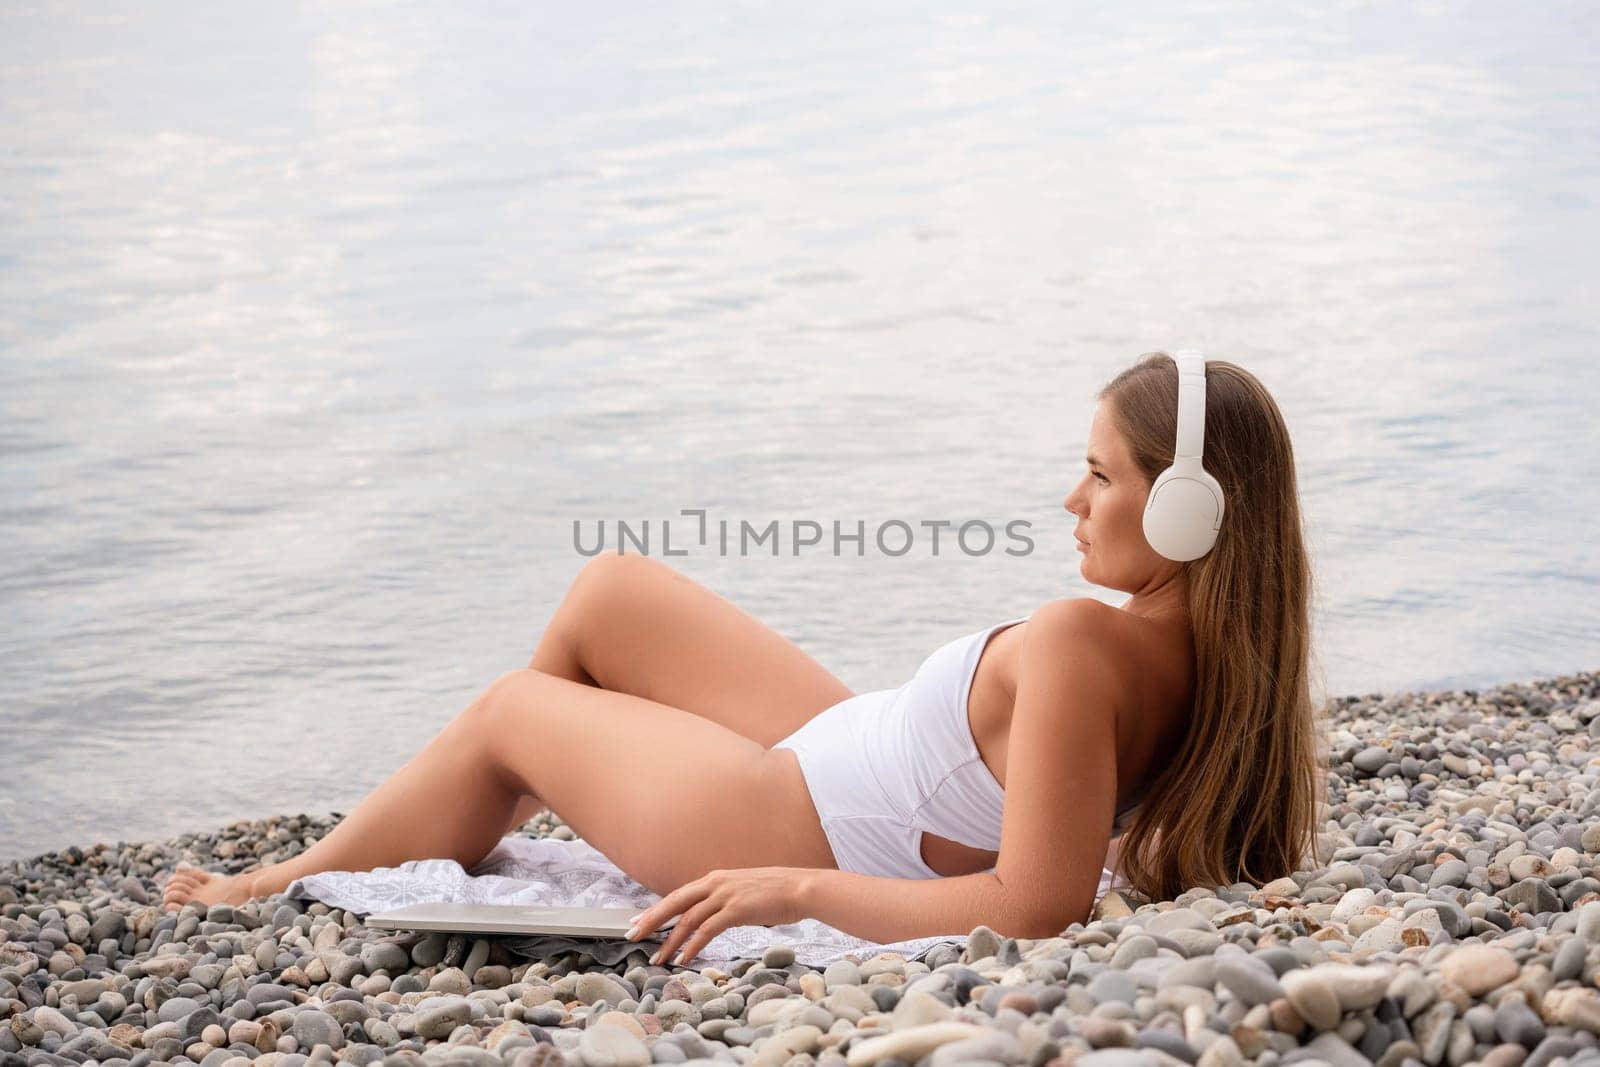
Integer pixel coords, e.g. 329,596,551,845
5,667,1600,1067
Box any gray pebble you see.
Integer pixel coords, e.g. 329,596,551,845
413,996,474,1039
1495,998,1546,1049
156,996,203,1024
360,941,411,975
1215,956,1285,1006
292,1009,344,1051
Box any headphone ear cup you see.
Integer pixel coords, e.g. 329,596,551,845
1143,470,1223,561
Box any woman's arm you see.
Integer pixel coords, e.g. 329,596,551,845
796,867,1059,942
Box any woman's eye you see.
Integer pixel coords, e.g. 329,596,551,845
1095,473,1109,484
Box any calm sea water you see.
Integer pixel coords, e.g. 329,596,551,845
3,3,1597,865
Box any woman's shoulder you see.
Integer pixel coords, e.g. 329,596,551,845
1024,596,1127,633
1023,597,1191,688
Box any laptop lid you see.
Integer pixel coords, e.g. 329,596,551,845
364,902,680,940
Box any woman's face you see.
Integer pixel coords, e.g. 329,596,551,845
1062,401,1168,591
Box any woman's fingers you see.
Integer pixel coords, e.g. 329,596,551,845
629,877,702,940
670,912,732,968
653,897,721,966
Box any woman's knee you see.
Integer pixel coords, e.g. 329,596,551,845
560,553,670,665
466,669,541,732
572,552,664,608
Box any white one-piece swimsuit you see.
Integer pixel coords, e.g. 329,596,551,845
770,615,1141,896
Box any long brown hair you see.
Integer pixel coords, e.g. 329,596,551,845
1101,352,1329,902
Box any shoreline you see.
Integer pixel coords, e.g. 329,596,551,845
3,665,1599,1067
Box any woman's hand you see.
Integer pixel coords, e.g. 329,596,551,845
626,866,806,967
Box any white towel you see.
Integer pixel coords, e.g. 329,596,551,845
283,834,1123,968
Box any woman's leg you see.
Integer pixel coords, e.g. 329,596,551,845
497,552,854,836
166,666,837,910
165,680,526,910
169,553,851,909
527,553,854,746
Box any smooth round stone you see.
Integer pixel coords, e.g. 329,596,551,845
844,1022,991,1067
1304,1031,1371,1067
291,1010,343,1051
476,964,512,989
1110,936,1159,970
228,1020,263,1045
1281,970,1342,1031
576,973,635,1006
1352,919,1405,954
59,979,110,1003
1429,860,1470,889
1319,864,1367,891
1578,902,1600,945
825,959,863,990
1440,946,1519,997
893,990,953,1029
966,926,1002,962
1495,998,1548,1048
1087,970,1139,1006
925,1029,1022,1067
579,1023,651,1067
762,945,796,969
1215,957,1285,1007
1554,936,1588,981
1509,856,1553,882
526,1005,565,1027
1414,1001,1457,1064
1525,1035,1582,1067
28,1006,74,1037
1135,1027,1198,1063
157,997,204,1025
1198,1034,1245,1067
754,1024,823,1067
723,1025,759,1046
1079,1017,1138,1049
1157,957,1217,990
1076,1053,1160,1067
461,937,491,980
413,997,474,1039
411,932,448,968
1353,747,1391,773
1330,889,1377,924
360,942,410,975
596,1011,646,1039
428,967,471,995
748,994,804,1028
1144,909,1215,936
1480,1044,1530,1067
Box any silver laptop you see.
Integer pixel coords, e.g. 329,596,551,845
364,902,679,939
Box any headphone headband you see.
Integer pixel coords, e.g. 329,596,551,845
1173,348,1206,461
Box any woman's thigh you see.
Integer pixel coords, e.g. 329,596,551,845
478,668,837,895
541,553,855,749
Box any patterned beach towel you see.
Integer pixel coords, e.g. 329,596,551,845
283,834,1126,968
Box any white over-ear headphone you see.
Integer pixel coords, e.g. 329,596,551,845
1142,349,1225,561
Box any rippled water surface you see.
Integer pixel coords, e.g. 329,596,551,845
3,3,1597,863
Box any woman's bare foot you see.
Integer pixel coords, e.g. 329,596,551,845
162,863,266,913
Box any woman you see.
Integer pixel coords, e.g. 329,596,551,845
162,351,1324,968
